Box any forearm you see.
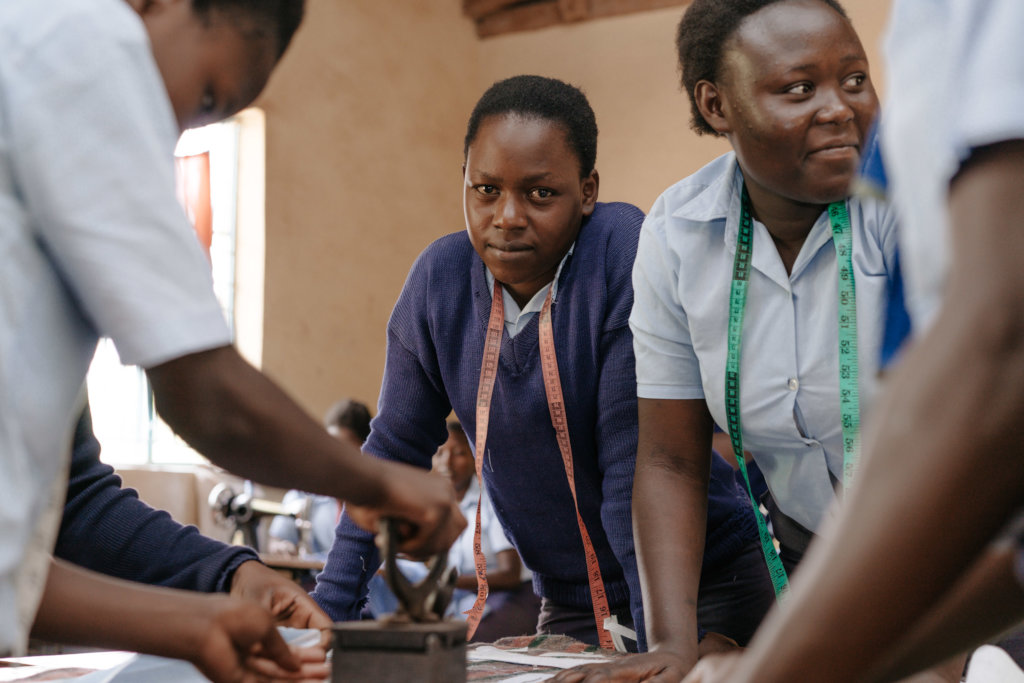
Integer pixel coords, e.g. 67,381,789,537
870,542,1024,682
455,552,522,592
34,559,230,659
634,459,708,664
726,142,1024,683
148,346,388,506
634,399,713,668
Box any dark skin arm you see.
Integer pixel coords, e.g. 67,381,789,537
683,140,1024,683
554,398,717,682
869,541,1024,682
147,345,464,558
33,559,329,683
454,549,523,592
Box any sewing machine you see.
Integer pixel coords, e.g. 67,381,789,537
207,480,313,554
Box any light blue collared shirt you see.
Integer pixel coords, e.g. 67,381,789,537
630,153,899,531
485,244,575,338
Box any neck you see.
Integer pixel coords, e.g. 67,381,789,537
454,481,471,502
744,180,828,275
502,268,557,309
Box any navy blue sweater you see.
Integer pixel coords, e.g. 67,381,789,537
56,407,258,592
312,203,757,648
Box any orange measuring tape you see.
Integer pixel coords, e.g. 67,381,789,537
465,279,613,650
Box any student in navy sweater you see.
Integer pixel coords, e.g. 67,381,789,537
312,75,768,650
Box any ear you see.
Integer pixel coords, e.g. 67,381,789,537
580,169,599,216
694,79,731,135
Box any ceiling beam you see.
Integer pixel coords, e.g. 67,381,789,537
464,0,687,37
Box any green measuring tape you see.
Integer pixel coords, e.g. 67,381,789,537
725,187,861,599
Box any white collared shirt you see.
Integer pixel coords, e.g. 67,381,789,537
485,244,574,338
630,153,898,531
0,0,231,653
882,0,1024,332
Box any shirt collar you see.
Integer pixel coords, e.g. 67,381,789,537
671,152,838,286
484,242,575,319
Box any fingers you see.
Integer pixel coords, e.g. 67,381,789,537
243,647,330,681
345,503,380,534
696,632,740,659
254,625,302,673
679,652,741,683
393,500,466,559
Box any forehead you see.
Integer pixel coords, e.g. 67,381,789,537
723,0,863,77
467,114,579,175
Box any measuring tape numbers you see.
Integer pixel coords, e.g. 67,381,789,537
465,279,614,650
726,187,861,599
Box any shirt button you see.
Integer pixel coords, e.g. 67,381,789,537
787,378,799,391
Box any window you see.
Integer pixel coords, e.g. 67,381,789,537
87,110,266,465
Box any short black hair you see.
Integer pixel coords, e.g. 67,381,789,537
676,0,848,136
193,0,305,60
464,75,598,178
323,398,372,444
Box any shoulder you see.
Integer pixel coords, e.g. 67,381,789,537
646,153,738,229
580,202,645,253
404,231,475,286
847,193,900,258
639,153,739,268
1,0,147,62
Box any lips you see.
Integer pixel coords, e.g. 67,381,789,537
809,140,859,157
489,242,532,253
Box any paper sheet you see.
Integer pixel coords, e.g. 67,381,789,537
467,645,614,669
0,628,321,682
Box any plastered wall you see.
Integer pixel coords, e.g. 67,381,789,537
256,0,893,421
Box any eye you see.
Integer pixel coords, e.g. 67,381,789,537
784,82,814,96
530,188,555,200
474,184,498,196
843,73,867,89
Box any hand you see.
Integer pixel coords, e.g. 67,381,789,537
266,538,299,557
696,632,739,658
681,651,745,683
230,560,333,648
550,651,691,683
347,459,466,559
190,595,330,683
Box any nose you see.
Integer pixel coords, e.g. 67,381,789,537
815,87,855,125
494,193,527,230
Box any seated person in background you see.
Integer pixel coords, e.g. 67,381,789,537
57,404,331,639
367,421,540,642
313,74,767,652
268,398,372,559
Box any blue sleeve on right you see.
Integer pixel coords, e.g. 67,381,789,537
312,255,449,619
